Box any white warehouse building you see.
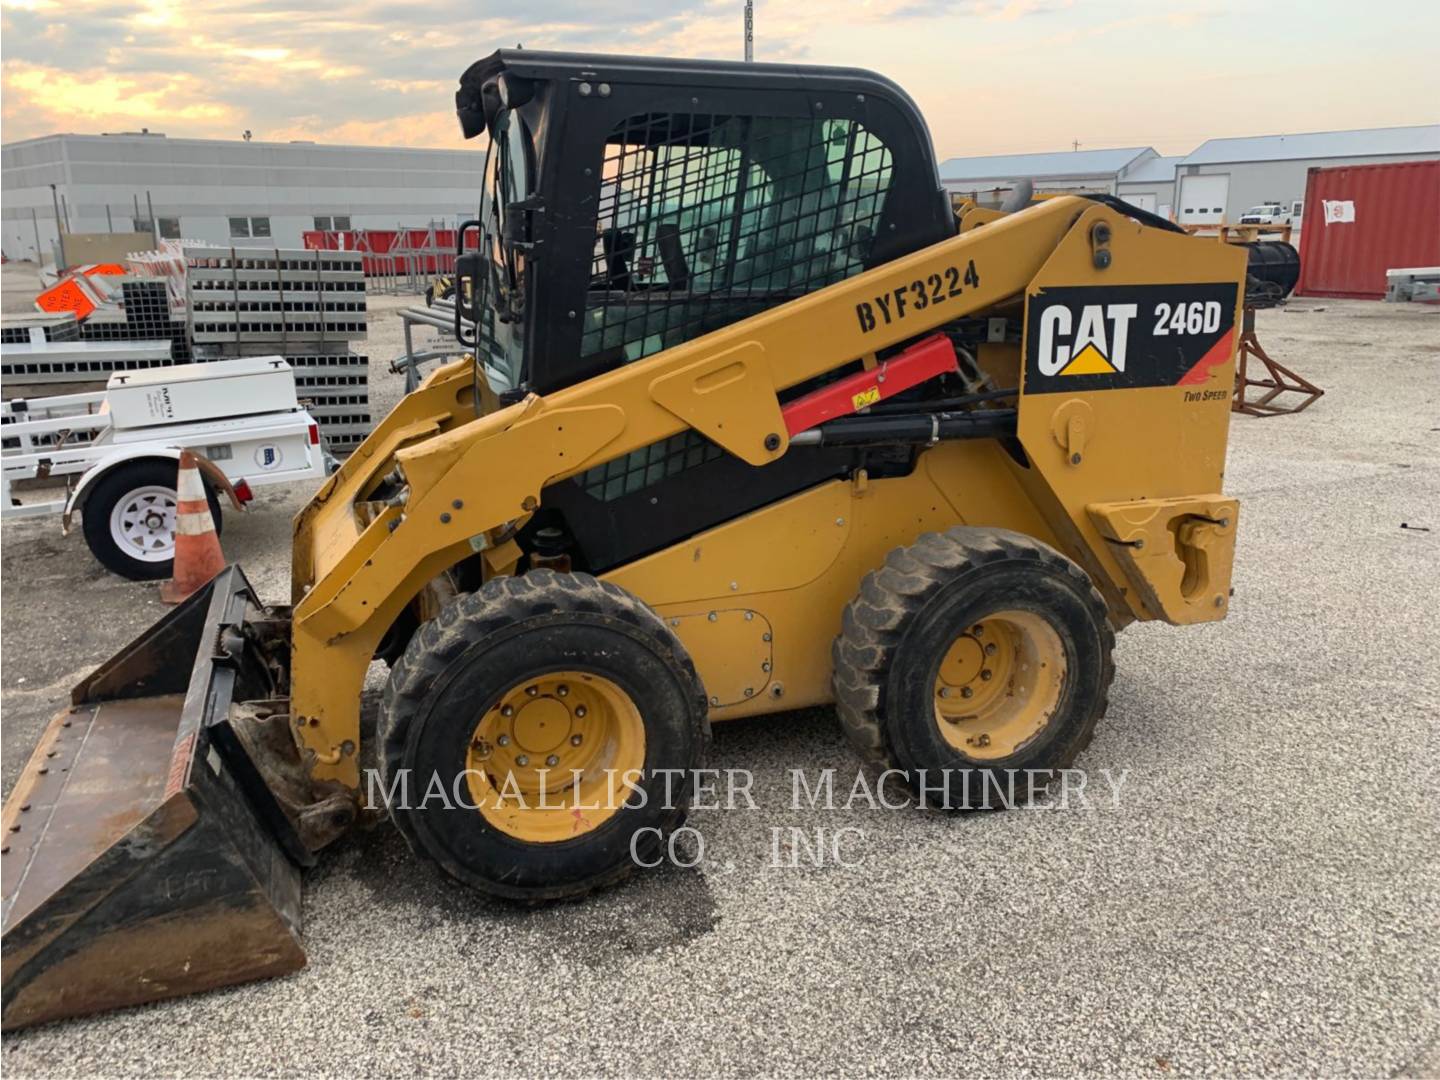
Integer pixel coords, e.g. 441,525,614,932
938,146,1162,204
938,124,1440,231
1,131,485,261
1115,156,1183,218
1170,124,1440,227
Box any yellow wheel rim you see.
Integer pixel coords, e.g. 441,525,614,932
464,671,646,842
933,609,1066,761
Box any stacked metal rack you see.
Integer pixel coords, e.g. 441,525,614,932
80,280,190,362
1,285,184,392
186,247,372,453
1,312,81,346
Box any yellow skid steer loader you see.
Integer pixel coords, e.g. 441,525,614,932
1,51,1247,1029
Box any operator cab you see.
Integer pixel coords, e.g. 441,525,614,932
453,50,955,398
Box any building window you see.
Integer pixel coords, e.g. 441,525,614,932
229,216,270,238
314,216,331,231
315,215,352,231
158,217,181,240
133,217,152,233
333,215,351,231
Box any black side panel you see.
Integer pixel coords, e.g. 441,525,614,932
542,442,860,573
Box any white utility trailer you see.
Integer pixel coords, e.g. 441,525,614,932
2,356,333,580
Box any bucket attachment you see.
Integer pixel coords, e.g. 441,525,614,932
1,567,314,1031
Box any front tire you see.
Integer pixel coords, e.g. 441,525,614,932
80,460,223,581
379,570,709,901
832,527,1115,809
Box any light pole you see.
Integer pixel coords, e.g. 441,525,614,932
49,183,67,270
744,0,753,61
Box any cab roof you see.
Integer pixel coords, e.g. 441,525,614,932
456,49,932,146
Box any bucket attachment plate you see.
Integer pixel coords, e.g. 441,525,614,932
1,567,307,1031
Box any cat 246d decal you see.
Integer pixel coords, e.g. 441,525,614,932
1023,283,1240,394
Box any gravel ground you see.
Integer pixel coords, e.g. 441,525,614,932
1,281,1437,1077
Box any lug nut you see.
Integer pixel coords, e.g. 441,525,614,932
939,688,950,699
973,624,984,634
984,643,997,656
501,705,514,718
575,705,587,718
526,685,539,697
980,669,993,681
515,754,529,767
546,755,560,767
570,734,583,747
557,685,569,697
497,734,510,747
961,687,974,699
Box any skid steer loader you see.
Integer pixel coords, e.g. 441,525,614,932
0,51,1247,1029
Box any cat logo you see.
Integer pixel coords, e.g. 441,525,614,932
1035,302,1138,377
1026,284,1239,395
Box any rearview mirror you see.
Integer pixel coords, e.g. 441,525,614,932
454,223,483,347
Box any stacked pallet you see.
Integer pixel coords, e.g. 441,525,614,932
79,281,190,363
1,312,81,346
2,288,180,394
0,340,174,388
186,248,372,453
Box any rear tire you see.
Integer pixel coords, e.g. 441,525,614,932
80,460,223,581
379,570,709,901
832,526,1114,809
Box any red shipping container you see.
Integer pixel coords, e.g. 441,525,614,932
1295,160,1440,300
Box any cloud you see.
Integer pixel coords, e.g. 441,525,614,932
265,110,468,148
1,0,762,143
3,0,1434,161
1,59,237,136
0,0,1082,144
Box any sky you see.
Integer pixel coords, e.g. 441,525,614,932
1,0,1437,161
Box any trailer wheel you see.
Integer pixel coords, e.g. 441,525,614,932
832,526,1114,809
80,460,223,581
379,569,709,901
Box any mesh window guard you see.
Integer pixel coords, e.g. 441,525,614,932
582,112,894,367
577,430,725,502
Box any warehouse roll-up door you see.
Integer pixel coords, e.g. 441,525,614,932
1178,174,1230,225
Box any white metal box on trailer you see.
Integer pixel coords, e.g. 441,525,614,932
1178,174,1230,225
1385,266,1440,302
105,356,298,429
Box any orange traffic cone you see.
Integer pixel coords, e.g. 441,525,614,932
160,450,226,604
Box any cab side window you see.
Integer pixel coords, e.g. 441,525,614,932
580,112,894,369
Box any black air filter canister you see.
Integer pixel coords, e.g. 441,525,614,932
1243,241,1301,301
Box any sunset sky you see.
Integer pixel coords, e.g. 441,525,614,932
1,0,1436,160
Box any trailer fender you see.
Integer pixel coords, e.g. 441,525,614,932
61,449,245,535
